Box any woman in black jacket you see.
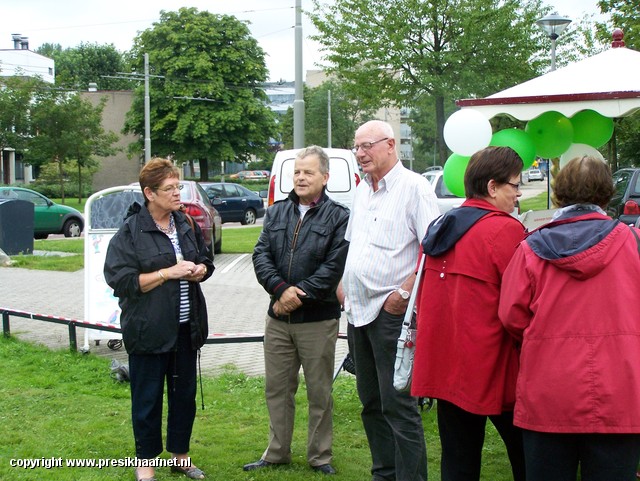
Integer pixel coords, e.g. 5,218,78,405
104,158,213,481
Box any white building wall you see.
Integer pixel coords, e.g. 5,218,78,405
0,49,55,84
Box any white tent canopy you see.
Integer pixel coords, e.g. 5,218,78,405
457,33,640,121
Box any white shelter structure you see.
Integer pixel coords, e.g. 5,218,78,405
456,30,640,121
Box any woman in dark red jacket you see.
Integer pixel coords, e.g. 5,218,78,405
412,146,526,481
499,155,640,481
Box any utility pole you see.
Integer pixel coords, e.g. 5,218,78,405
144,53,151,164
293,0,305,148
327,89,332,148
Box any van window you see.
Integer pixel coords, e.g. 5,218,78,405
277,156,354,194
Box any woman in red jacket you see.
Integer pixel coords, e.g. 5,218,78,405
499,155,640,481
412,146,526,481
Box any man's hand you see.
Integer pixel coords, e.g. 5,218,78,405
383,290,409,316
275,286,307,314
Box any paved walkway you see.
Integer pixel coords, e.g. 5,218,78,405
0,254,350,377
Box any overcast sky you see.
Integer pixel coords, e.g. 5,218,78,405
1,0,606,83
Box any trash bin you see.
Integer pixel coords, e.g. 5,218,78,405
0,199,34,255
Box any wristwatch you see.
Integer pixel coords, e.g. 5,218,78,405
396,288,410,300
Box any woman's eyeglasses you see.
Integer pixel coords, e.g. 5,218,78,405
156,184,184,193
505,182,521,192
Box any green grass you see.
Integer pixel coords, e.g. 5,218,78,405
0,336,515,480
220,227,262,253
9,239,85,271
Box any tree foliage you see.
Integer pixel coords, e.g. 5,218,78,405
596,0,638,50
309,0,548,163
279,81,376,149
36,42,132,90
26,91,118,201
595,0,639,168
0,76,42,154
124,7,278,180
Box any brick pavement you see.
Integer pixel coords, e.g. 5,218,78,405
0,253,350,377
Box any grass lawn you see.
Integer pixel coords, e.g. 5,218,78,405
0,336,515,481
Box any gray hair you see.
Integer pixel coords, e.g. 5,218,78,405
296,145,330,174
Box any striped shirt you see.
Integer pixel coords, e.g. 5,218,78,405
342,161,439,327
167,230,190,323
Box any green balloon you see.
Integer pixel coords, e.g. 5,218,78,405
570,110,614,148
525,111,574,159
489,129,537,169
443,153,470,198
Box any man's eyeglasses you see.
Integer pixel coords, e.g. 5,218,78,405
351,137,389,154
156,184,184,193
505,182,521,192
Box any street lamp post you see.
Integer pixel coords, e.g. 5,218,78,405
536,12,572,72
536,12,571,208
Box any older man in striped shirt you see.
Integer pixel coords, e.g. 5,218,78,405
339,120,439,481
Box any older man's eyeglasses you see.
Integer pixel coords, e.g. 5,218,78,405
157,184,184,194
351,137,389,154
505,182,521,192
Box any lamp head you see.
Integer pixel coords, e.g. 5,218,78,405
536,12,572,40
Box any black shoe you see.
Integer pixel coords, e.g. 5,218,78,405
312,464,337,475
243,459,273,471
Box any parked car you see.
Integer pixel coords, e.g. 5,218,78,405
229,170,268,181
422,170,463,214
608,168,640,226
200,182,266,225
269,148,361,210
526,169,545,181
178,181,222,255
0,186,84,239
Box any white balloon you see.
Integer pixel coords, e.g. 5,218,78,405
559,143,605,169
443,109,492,156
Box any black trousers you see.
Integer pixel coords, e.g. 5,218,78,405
348,309,428,481
437,399,526,481
129,323,198,459
522,429,640,481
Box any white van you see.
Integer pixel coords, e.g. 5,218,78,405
268,148,362,210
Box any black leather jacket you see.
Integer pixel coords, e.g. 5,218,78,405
253,189,349,323
104,202,214,354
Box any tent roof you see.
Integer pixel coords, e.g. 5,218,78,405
457,38,640,121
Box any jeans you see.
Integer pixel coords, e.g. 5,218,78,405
348,309,428,481
522,429,640,481
129,323,198,459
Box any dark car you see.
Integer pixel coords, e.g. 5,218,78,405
608,168,640,226
200,182,266,225
0,186,84,239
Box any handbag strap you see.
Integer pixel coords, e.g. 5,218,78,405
402,252,426,330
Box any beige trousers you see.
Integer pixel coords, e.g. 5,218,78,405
262,315,339,466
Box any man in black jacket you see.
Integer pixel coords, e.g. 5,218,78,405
245,146,350,476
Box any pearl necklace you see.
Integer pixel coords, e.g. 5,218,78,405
155,214,175,234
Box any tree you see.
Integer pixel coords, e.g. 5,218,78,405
124,7,279,180
0,76,41,160
309,0,547,163
597,0,638,50
596,0,639,170
26,90,118,202
36,42,132,91
279,81,376,149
